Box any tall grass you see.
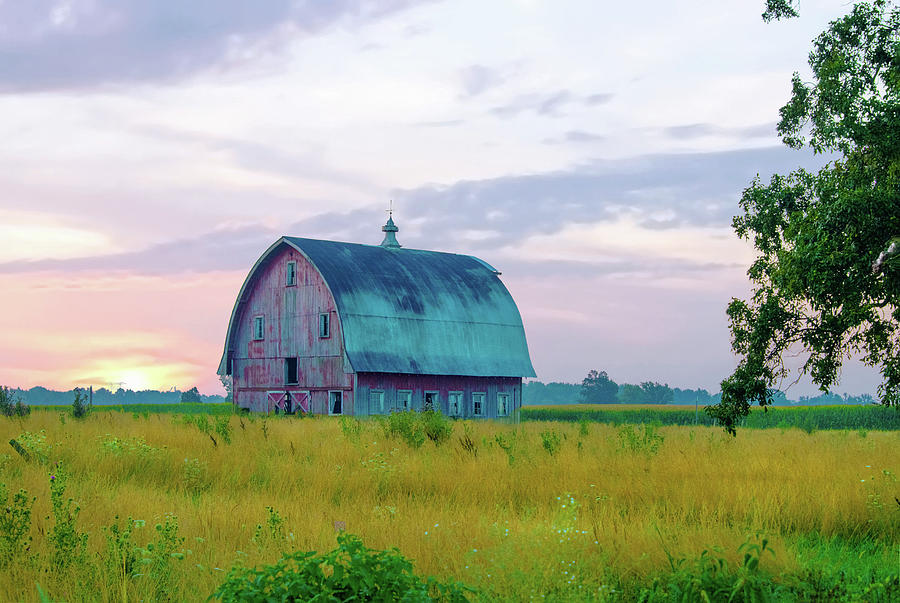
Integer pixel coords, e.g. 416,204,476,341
0,412,896,600
524,404,900,430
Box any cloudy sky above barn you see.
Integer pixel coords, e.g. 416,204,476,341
0,0,879,395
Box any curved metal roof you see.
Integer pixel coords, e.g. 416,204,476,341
219,237,535,378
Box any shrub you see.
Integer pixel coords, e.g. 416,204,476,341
617,423,664,456
0,483,34,568
0,386,29,417
211,532,472,601
420,410,454,445
382,411,426,449
47,465,88,570
540,429,562,456
71,389,90,419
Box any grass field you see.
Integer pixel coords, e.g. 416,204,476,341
0,410,897,601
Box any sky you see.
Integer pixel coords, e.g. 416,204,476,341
0,0,881,396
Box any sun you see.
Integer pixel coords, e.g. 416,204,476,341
116,369,151,391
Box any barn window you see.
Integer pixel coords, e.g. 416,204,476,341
473,392,485,416
424,391,439,411
498,393,510,417
448,391,462,416
319,312,330,338
329,390,343,415
286,261,297,286
370,390,385,414
397,390,411,411
285,358,298,384
253,315,265,340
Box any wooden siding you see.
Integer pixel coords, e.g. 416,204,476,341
356,373,522,419
232,246,354,413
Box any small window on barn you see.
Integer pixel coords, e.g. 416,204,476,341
285,358,298,385
448,391,462,417
319,312,330,338
497,393,510,417
397,390,412,411
370,390,385,414
329,390,343,415
472,392,485,416
424,391,439,412
286,261,297,286
253,315,265,340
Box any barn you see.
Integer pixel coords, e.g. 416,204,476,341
217,217,535,417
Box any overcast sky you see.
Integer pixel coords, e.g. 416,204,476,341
0,0,879,396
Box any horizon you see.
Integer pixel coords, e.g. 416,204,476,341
0,1,881,397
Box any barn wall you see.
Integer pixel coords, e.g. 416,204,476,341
356,373,522,419
232,245,354,413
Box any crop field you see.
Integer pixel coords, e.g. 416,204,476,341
524,403,900,431
0,410,898,601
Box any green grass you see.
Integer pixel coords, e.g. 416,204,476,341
523,404,900,430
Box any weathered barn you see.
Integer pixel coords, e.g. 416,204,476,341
217,217,535,417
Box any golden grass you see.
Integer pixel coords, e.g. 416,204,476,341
0,412,897,601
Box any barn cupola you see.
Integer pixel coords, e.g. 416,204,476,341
380,212,401,248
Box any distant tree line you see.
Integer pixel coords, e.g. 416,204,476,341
10,386,226,406
523,370,876,406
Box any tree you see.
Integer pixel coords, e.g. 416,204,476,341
579,370,619,403
709,1,900,434
181,386,202,404
618,383,644,404
639,381,674,404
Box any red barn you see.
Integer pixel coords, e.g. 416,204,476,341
217,217,535,417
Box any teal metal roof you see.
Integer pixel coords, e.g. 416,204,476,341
219,237,535,378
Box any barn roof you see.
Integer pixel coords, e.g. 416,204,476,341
218,236,535,378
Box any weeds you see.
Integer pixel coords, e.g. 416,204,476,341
617,422,664,455
47,464,88,570
540,429,562,456
0,483,34,568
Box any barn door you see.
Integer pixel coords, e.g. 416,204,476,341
288,390,310,414
266,391,286,414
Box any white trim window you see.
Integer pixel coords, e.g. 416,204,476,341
329,390,343,415
448,391,462,417
472,392,485,417
397,389,412,411
319,312,331,338
253,315,265,340
497,393,510,417
424,391,439,411
370,390,385,414
286,260,297,286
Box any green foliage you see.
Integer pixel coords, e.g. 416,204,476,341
16,430,53,464
0,483,34,568
214,415,232,445
715,0,900,434
617,423,664,455
762,0,799,22
181,457,208,495
102,516,140,581
252,506,289,550
642,534,777,602
539,429,562,456
71,389,90,419
47,465,88,570
339,415,363,442
381,411,426,448
138,514,185,598
211,531,472,602
180,386,202,404
0,386,30,417
579,370,619,403
420,409,454,445
99,434,161,457
618,382,674,404
524,404,900,430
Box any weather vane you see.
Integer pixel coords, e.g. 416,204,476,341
386,200,393,218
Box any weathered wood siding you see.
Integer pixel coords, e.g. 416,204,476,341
232,246,354,413
356,373,522,419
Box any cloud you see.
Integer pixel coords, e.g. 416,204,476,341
0,146,828,282
544,130,606,144
0,0,435,92
489,89,574,118
663,122,778,141
459,64,505,97
584,93,613,106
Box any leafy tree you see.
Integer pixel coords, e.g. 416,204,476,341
579,370,619,403
639,381,674,404
618,383,645,404
180,386,202,404
710,0,900,434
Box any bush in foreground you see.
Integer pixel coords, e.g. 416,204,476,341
211,532,472,601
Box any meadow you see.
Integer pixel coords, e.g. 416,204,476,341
0,408,897,601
